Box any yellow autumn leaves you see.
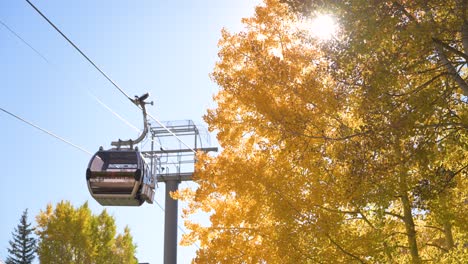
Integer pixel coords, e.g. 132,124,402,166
179,0,467,263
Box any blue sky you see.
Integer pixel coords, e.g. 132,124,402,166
0,0,259,263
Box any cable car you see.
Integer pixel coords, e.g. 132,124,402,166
86,148,155,206
86,93,155,206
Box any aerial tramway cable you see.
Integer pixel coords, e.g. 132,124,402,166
26,0,197,154
25,0,132,101
0,16,144,138
0,18,50,64
0,107,92,155
89,92,142,134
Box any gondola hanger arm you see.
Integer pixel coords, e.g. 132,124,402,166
111,93,152,149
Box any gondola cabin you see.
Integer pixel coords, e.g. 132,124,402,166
86,148,154,206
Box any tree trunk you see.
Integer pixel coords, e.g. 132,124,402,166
462,21,468,56
434,43,468,96
439,193,455,250
401,193,421,264
443,220,455,250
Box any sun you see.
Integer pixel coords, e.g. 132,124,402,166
308,14,338,40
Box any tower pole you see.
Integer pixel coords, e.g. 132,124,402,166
150,120,217,264
164,178,180,264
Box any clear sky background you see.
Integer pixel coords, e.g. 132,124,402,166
0,0,260,263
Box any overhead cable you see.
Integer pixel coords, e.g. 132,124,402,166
26,0,197,154
0,107,92,155
0,17,143,137
89,92,141,133
25,0,132,101
0,18,50,64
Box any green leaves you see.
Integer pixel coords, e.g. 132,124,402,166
35,201,137,264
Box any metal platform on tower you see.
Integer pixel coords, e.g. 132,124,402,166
142,120,217,264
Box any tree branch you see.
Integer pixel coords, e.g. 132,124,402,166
386,231,410,238
438,163,468,194
313,204,359,215
414,122,468,130
423,223,446,232
384,211,405,220
303,131,369,142
461,8,468,54
326,234,367,264
356,209,377,229
432,38,468,62
392,1,418,23
434,42,468,96
425,243,448,252
385,72,447,97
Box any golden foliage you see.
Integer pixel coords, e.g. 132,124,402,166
180,0,468,263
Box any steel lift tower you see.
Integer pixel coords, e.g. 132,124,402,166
85,96,217,264
143,120,217,264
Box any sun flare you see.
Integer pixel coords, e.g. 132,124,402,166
309,14,338,40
